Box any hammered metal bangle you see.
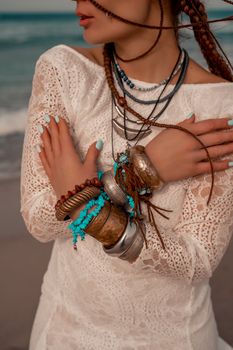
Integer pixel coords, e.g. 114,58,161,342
85,201,112,244
129,145,164,190
103,219,144,263
102,169,128,206
55,186,101,221
97,204,128,247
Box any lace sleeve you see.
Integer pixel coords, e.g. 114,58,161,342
20,53,74,242
132,163,233,284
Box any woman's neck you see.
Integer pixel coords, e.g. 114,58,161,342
113,29,180,84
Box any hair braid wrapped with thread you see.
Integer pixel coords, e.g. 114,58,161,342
178,0,233,81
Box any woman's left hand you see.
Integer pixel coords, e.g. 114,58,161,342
36,115,104,199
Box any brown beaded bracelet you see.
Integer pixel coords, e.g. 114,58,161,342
55,177,103,211
55,186,101,221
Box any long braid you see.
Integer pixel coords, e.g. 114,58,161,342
179,0,233,81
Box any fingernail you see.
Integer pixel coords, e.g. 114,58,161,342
228,161,233,167
34,144,41,153
44,114,50,123
227,119,233,126
54,115,60,123
186,112,194,119
36,124,44,134
96,139,104,151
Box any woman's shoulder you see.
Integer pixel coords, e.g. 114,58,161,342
184,59,233,117
185,58,229,84
36,44,105,73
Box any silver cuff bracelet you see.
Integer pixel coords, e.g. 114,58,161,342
103,219,144,263
102,169,128,207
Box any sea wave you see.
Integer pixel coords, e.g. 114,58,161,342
0,11,232,45
0,20,82,48
0,108,27,136
0,131,25,181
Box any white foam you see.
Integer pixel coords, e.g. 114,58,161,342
0,108,27,136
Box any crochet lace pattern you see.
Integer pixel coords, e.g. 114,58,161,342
20,45,233,350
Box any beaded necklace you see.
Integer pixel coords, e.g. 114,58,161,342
113,50,185,92
112,49,188,106
111,48,189,144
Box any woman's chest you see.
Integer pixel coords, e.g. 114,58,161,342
70,84,191,229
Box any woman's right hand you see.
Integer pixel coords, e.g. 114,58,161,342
144,114,233,183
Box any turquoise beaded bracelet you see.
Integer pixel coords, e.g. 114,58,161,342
68,191,110,250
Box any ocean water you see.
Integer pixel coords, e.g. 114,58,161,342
0,10,232,180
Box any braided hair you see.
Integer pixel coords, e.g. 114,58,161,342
173,0,233,81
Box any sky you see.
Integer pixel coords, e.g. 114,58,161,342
0,0,232,12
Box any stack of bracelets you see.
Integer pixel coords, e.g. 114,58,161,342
55,144,166,263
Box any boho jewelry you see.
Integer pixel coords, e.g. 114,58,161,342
56,186,101,221
112,49,188,105
112,101,152,140
55,177,102,211
103,219,145,263
85,200,112,241
111,48,186,142
68,190,110,250
113,49,185,92
113,146,174,250
101,168,128,207
66,0,233,262
129,145,164,190
96,203,129,248
104,44,215,206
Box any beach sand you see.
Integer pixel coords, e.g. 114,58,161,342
0,177,232,350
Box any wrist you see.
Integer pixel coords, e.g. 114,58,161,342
69,203,86,221
144,144,166,184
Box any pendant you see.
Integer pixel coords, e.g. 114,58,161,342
115,104,145,125
113,117,152,140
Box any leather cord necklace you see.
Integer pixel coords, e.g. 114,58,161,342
111,48,190,143
112,49,188,106
104,43,215,206
86,0,220,204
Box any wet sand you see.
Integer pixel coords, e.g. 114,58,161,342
0,177,232,349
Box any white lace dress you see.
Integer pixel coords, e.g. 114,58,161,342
20,44,233,350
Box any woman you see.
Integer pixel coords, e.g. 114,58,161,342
20,0,233,349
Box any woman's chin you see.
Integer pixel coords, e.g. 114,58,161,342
83,32,111,46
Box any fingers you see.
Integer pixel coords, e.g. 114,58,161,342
195,159,231,176
56,116,76,152
188,117,233,136
177,113,196,126
37,114,82,162
196,141,233,161
46,115,61,155
36,145,51,178
198,129,233,148
37,123,53,165
84,139,104,167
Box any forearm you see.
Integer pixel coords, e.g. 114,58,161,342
69,203,86,221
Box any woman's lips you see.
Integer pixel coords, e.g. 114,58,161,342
79,15,94,26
